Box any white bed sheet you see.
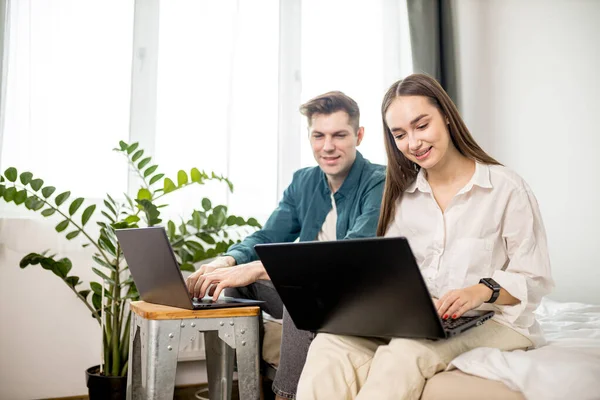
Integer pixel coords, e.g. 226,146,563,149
449,298,600,400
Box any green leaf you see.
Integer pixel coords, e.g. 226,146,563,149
14,189,28,205
32,199,45,211
202,198,212,211
41,208,56,217
90,282,103,295
168,220,176,238
69,197,84,215
55,191,71,206
193,248,206,262
3,187,16,202
55,220,69,232
65,276,80,288
103,200,117,216
138,157,151,169
149,173,164,185
226,215,237,225
185,240,204,252
236,216,245,226
131,149,143,162
19,172,33,185
119,140,128,151
101,211,115,223
124,215,140,224
144,165,158,177
92,255,117,271
30,178,44,191
4,167,17,182
197,232,216,245
106,193,117,207
213,206,226,228
177,170,188,186
66,230,80,240
180,263,195,272
42,186,56,198
163,178,176,193
24,196,37,209
92,267,114,284
53,258,72,278
247,217,261,228
127,142,139,154
192,210,203,229
92,293,102,311
78,289,91,299
191,168,202,183
81,204,96,226
137,188,151,201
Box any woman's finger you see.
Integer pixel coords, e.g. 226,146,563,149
453,301,474,319
446,297,468,319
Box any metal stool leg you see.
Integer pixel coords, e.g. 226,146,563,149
141,319,181,399
126,313,142,400
234,316,260,400
204,330,235,400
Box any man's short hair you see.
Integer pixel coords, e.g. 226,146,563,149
299,91,360,132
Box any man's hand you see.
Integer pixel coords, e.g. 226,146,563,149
195,261,269,301
435,284,492,320
186,256,236,297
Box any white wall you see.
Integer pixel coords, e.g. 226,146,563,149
0,219,207,399
453,0,600,304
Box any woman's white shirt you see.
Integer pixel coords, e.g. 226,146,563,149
385,162,554,346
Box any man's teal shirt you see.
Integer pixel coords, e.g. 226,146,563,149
226,151,386,265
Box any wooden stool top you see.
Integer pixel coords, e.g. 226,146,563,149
130,301,261,320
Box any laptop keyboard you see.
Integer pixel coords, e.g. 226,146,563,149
442,315,477,330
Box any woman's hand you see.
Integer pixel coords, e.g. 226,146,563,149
436,284,492,320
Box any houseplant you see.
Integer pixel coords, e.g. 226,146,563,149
0,140,261,399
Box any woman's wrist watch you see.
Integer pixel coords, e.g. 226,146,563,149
479,278,501,303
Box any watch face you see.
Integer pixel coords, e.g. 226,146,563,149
486,278,501,289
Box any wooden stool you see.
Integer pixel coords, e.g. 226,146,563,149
126,301,261,400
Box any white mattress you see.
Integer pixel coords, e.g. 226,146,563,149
449,298,600,400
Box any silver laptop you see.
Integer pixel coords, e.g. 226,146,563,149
115,226,263,309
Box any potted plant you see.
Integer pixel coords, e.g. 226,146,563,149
0,141,261,399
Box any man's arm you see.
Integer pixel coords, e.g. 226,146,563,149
225,177,302,264
186,173,302,297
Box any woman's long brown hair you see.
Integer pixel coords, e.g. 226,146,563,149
377,74,501,236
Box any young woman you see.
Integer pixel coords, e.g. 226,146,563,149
295,74,554,400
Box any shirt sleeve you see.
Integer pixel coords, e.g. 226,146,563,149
344,178,385,239
492,185,554,326
225,175,301,265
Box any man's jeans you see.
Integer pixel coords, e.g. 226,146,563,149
226,282,314,399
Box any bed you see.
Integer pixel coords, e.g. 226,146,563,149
262,298,600,399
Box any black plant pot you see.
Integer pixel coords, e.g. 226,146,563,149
85,365,127,400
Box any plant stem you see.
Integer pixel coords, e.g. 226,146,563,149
65,282,101,323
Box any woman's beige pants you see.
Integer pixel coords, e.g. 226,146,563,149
296,320,532,400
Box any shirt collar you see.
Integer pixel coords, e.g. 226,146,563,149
320,151,366,197
405,162,492,194
405,167,429,193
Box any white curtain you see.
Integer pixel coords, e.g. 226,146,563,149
0,0,134,219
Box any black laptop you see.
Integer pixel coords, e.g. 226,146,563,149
254,237,494,340
115,227,263,310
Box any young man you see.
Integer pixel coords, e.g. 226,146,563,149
186,91,385,399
